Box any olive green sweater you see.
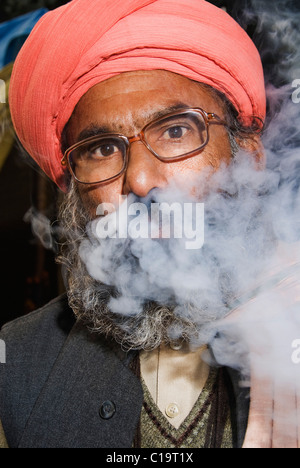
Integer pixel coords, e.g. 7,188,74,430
138,368,233,448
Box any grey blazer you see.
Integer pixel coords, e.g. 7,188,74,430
0,295,249,448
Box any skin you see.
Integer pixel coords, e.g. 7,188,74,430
66,70,234,215
66,70,288,447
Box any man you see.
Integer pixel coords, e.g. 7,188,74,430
0,0,299,448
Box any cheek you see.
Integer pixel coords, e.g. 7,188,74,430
164,133,232,198
209,128,233,166
166,135,232,179
78,178,125,218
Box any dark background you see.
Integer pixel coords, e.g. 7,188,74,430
0,0,246,22
0,0,296,327
0,0,71,327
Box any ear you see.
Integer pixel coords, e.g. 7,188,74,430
236,134,266,169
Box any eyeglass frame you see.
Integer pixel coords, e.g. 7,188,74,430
61,107,228,185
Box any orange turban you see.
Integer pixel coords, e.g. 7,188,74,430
9,0,266,192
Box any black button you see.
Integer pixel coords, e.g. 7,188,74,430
99,400,116,420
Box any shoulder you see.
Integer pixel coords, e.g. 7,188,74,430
0,292,76,383
0,294,75,446
1,293,74,343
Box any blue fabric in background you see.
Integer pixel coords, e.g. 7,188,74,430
0,8,48,68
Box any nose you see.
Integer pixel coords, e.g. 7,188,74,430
122,141,167,198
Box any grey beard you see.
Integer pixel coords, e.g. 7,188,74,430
57,181,202,351
57,160,275,352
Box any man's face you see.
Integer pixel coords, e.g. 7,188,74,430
66,70,232,215
61,70,267,349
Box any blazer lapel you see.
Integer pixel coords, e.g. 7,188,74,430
18,320,143,448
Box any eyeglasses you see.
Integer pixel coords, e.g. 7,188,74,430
61,107,227,185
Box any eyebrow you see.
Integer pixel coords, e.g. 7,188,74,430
77,124,112,142
76,102,190,143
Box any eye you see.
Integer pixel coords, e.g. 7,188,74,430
165,125,187,139
95,144,117,157
88,140,122,158
162,125,190,141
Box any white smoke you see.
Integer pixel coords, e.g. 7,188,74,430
76,1,300,431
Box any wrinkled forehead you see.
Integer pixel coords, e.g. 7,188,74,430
66,70,227,143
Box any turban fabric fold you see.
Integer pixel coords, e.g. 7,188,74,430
9,0,266,192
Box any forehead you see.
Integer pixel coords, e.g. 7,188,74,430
67,70,225,141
